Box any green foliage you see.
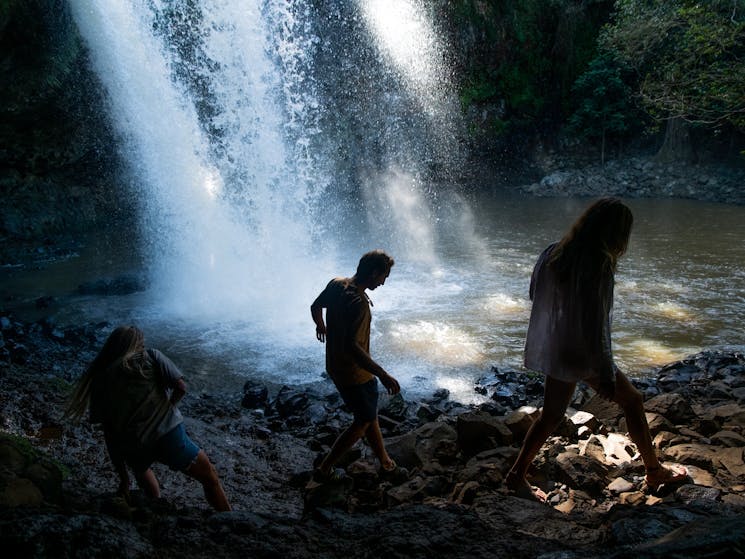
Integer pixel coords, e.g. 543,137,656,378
601,0,745,131
452,0,615,136
459,69,499,109
569,53,635,139
569,52,640,161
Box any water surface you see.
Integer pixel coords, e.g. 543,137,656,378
3,194,743,403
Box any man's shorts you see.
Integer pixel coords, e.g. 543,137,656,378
337,378,379,423
126,423,200,474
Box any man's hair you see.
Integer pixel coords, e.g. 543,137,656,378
356,249,394,281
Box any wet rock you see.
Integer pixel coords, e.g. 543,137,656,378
241,381,269,410
555,450,610,495
456,412,513,456
273,386,309,418
644,393,695,424
379,393,411,421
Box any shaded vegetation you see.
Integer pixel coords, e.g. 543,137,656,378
452,0,745,162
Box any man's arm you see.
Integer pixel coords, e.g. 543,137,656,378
345,301,400,394
311,289,328,342
349,341,400,395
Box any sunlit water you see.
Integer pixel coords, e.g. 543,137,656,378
3,196,744,403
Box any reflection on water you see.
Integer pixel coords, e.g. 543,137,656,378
2,195,744,401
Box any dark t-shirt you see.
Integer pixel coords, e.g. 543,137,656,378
90,349,184,449
312,277,374,387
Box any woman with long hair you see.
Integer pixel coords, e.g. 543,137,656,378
66,325,231,511
506,198,687,501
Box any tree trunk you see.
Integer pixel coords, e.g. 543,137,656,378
655,117,694,163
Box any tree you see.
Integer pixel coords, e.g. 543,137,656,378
600,0,745,160
568,53,636,164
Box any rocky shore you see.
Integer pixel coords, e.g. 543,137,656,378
1,316,745,558
519,156,745,206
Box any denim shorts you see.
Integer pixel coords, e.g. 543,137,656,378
126,423,200,474
337,378,379,423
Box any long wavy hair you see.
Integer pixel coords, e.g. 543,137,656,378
65,325,146,422
549,197,633,304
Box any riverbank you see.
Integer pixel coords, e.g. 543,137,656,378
1,317,744,558
518,155,745,205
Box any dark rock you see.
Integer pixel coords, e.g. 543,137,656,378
241,381,269,409
77,274,146,296
610,515,745,558
644,393,695,424
273,385,309,418
555,451,610,495
379,393,411,421
457,412,513,456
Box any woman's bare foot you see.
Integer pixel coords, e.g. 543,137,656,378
644,464,689,491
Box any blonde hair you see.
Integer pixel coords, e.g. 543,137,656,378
549,197,633,314
65,325,145,422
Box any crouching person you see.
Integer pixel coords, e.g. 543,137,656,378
66,325,231,511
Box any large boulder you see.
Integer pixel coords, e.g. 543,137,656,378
456,412,513,456
0,433,64,507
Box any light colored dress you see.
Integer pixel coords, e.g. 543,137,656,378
524,243,616,383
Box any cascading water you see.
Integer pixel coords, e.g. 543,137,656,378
68,1,336,328
67,0,486,395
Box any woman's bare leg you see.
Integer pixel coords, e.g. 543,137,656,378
586,371,685,486
506,376,577,490
185,450,231,511
135,468,160,499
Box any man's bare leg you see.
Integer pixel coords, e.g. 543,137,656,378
364,418,395,470
318,420,370,475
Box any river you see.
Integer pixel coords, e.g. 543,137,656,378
3,193,744,403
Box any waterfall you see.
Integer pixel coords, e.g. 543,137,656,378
68,0,475,378
68,0,334,333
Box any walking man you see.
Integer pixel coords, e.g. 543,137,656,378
310,249,402,481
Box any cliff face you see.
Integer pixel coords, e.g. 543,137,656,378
0,0,128,242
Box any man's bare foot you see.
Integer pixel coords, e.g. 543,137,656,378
644,464,689,491
505,471,548,503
